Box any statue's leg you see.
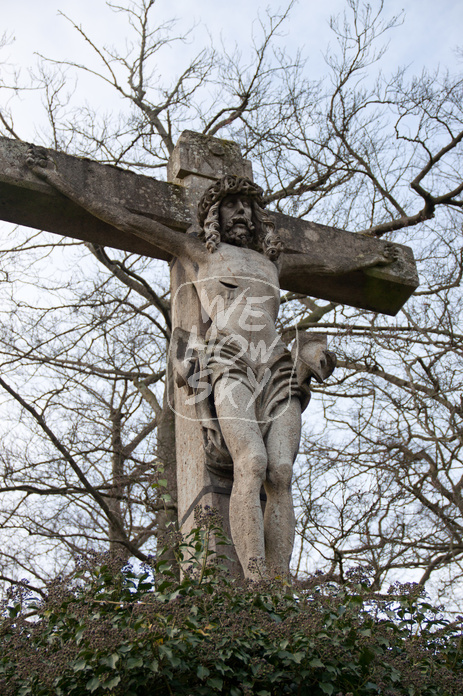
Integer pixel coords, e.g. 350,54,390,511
264,397,302,576
213,379,268,579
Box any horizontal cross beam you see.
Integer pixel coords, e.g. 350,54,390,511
0,136,418,315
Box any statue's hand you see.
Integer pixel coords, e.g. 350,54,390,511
318,349,337,383
376,242,399,266
26,145,57,179
292,333,336,385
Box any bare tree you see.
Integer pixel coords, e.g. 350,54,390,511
0,234,174,587
0,0,462,606
277,3,463,610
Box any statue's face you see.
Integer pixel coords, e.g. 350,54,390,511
219,194,254,247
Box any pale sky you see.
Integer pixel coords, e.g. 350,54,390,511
3,0,461,67
1,0,462,141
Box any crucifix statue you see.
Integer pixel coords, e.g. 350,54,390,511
0,132,418,578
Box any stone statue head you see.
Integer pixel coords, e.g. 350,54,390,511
197,175,282,261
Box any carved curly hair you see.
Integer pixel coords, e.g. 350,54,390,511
197,175,282,261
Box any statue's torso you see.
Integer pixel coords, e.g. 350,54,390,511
194,244,283,367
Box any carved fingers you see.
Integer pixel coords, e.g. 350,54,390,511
384,242,399,262
320,350,337,381
26,145,56,179
292,333,337,385
376,242,400,266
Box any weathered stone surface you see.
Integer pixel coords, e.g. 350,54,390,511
166,130,253,184
0,135,418,315
278,216,418,315
169,258,242,576
168,174,330,579
171,184,301,578
167,136,249,575
0,137,188,260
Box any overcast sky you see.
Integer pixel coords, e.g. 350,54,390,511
3,0,462,69
2,0,462,141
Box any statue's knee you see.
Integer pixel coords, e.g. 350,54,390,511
235,450,267,484
250,453,267,481
267,461,293,491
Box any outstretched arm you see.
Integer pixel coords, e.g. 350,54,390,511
26,145,204,264
279,240,399,279
325,242,399,275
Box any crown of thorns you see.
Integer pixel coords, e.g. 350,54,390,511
197,175,266,228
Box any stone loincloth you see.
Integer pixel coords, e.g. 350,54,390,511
180,333,303,478
172,327,333,479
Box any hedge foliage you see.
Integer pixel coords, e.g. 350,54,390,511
1,509,462,695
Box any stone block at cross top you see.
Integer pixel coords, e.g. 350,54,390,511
167,130,253,183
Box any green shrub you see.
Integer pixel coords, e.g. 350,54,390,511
1,509,462,695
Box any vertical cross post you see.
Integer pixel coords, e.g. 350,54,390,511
167,132,253,574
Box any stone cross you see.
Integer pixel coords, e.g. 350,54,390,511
0,132,418,577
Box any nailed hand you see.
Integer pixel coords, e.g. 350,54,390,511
26,144,56,178
375,242,399,266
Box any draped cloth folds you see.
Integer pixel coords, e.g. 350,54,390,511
172,329,302,478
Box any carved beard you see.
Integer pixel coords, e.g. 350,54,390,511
223,215,255,247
